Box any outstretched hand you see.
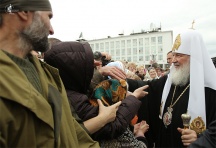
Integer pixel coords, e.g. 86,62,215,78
99,66,126,80
131,85,149,99
134,120,149,137
97,99,121,123
177,127,197,146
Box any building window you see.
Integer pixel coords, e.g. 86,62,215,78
116,49,120,56
127,48,131,55
139,47,143,54
139,38,143,46
145,38,149,46
121,48,125,55
121,40,125,48
105,42,109,49
151,46,156,54
133,39,137,47
105,42,109,53
139,56,143,61
127,57,131,62
111,49,114,56
116,57,120,60
145,55,149,61
96,43,99,50
133,48,137,55
127,40,131,47
110,41,114,49
151,37,156,44
158,46,163,53
158,36,162,44
145,47,150,54
105,48,109,53
158,54,163,60
116,41,120,48
100,43,104,52
133,56,137,62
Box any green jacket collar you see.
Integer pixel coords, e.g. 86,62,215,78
0,50,62,130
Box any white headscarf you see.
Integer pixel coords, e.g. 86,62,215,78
106,61,128,79
160,29,216,126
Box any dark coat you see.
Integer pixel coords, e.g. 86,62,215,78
44,41,142,140
127,76,216,147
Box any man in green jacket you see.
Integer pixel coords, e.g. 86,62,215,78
0,0,101,147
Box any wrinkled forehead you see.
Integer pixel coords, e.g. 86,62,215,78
172,30,202,56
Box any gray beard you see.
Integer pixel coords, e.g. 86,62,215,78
170,61,190,86
19,12,49,53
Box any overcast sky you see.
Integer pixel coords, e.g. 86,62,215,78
49,0,216,57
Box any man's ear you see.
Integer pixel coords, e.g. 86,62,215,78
17,11,31,21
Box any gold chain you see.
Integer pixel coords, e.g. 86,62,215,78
170,84,190,108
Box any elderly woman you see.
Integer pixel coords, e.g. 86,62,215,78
44,41,149,147
144,67,159,81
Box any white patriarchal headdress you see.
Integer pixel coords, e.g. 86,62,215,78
160,29,216,126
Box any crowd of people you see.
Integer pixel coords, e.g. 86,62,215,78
92,54,171,82
0,0,216,148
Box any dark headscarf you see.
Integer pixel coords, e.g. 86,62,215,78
44,41,94,94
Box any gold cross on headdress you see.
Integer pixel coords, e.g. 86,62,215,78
190,20,195,30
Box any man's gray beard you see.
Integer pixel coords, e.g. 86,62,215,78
19,12,49,53
170,61,190,86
